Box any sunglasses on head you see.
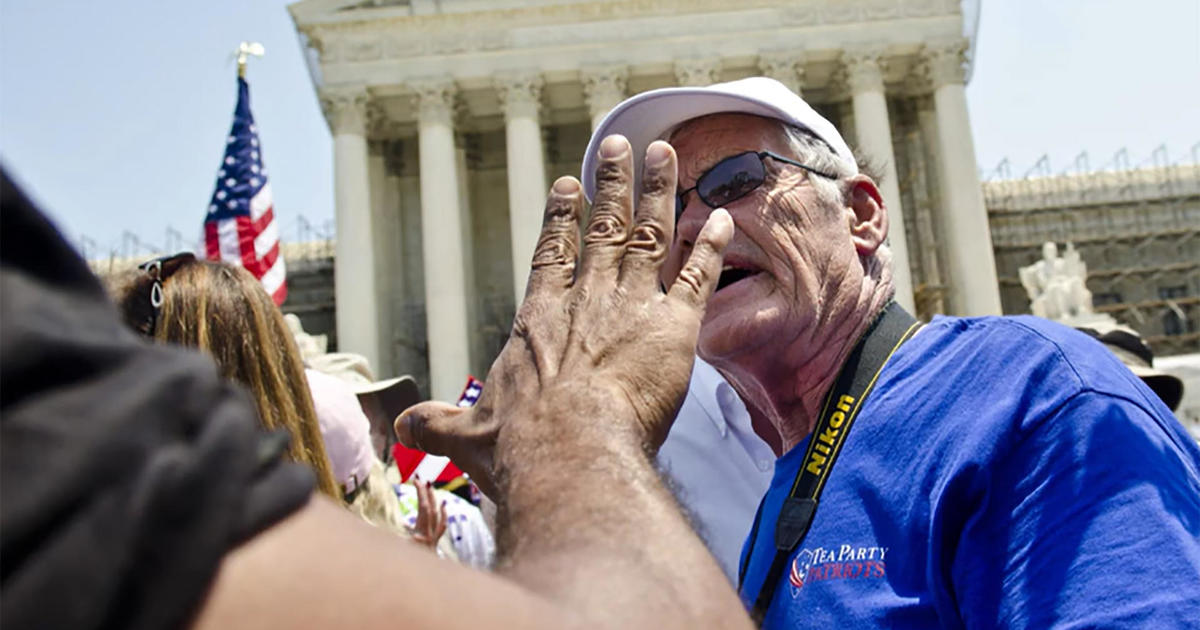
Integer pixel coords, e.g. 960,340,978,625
135,252,196,336
675,150,837,222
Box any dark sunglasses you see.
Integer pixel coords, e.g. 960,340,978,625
675,150,837,221
135,252,196,336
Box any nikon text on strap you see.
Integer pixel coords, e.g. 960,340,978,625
737,302,920,626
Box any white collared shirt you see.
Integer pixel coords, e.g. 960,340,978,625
657,357,775,582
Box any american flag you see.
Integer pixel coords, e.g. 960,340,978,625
392,376,482,483
204,76,286,305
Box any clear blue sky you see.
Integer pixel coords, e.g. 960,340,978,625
2,0,1198,257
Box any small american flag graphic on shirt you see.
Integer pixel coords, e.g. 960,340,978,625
392,376,481,483
204,76,286,305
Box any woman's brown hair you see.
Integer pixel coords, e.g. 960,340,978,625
114,258,341,500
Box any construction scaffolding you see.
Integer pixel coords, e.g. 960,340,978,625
984,144,1200,357
83,215,340,352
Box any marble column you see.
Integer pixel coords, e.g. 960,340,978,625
412,78,472,402
367,141,394,376
582,65,628,130
320,87,380,371
758,51,806,96
923,40,1002,316
380,143,408,376
843,49,915,313
496,72,548,302
674,58,719,87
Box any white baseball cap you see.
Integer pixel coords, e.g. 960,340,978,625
582,76,857,202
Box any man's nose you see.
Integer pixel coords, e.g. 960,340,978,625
674,198,708,245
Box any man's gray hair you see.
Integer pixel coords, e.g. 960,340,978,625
778,122,884,203
779,122,894,287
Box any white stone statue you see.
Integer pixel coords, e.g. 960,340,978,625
284,313,327,361
1019,241,1109,326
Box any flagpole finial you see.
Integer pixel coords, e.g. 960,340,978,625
235,41,266,78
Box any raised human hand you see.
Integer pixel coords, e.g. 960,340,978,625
410,480,448,550
395,135,732,499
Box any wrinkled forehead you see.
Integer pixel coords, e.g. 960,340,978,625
664,112,786,146
664,113,790,176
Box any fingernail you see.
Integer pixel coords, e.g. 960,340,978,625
645,141,671,167
552,177,579,195
599,134,628,159
706,208,735,239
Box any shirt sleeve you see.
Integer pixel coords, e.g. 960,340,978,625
950,390,1200,628
0,170,315,630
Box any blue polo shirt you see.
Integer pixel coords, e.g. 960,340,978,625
738,316,1200,628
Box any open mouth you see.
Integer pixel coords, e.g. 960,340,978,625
716,265,760,292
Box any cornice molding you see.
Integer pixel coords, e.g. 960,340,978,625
299,0,962,63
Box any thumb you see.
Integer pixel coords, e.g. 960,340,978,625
394,401,467,456
667,208,733,311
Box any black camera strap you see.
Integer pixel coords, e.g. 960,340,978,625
736,302,920,626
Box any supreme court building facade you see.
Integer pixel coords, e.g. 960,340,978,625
288,0,992,402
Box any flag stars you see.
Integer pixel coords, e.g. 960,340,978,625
251,138,258,147
226,135,236,144
250,164,259,174
250,177,260,187
224,156,235,165
226,200,237,209
251,151,259,160
218,169,226,177
225,178,236,187
216,190,227,200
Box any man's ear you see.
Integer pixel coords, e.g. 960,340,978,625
846,175,888,255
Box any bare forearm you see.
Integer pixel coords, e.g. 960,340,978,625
495,399,751,629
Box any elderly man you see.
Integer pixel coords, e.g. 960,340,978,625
408,78,1200,627
588,77,1200,626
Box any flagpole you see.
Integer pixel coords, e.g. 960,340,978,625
235,41,265,78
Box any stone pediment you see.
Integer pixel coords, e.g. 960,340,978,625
292,0,961,33
294,0,963,75
294,0,969,132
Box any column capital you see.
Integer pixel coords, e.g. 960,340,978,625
842,48,887,93
757,50,806,95
409,77,458,125
581,64,629,118
319,86,370,135
366,101,397,138
920,39,969,89
495,72,544,120
673,57,720,87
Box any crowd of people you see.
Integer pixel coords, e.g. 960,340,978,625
3,76,1199,629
